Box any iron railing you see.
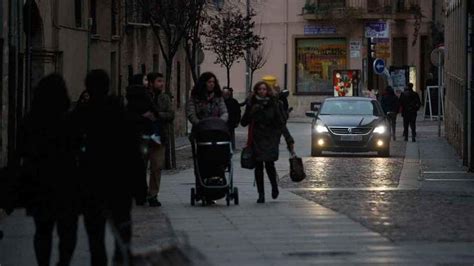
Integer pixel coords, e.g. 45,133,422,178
303,0,420,15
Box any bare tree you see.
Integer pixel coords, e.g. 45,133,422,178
203,9,263,89
246,45,269,92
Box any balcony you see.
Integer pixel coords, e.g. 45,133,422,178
302,0,420,20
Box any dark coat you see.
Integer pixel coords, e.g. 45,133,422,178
224,97,241,129
72,96,147,209
399,89,421,117
381,91,400,114
241,96,294,162
19,112,81,220
149,89,175,145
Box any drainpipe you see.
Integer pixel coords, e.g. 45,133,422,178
245,0,250,94
468,4,474,170
25,0,32,111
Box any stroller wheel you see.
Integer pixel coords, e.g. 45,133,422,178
190,188,196,206
226,193,231,206
233,187,239,205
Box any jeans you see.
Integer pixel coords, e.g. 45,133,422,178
403,114,417,139
147,142,165,198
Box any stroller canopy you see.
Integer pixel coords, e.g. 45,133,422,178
194,117,230,142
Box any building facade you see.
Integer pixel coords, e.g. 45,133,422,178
443,0,474,170
201,0,434,117
0,0,190,168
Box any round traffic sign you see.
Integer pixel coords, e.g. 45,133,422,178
373,58,385,75
430,46,444,67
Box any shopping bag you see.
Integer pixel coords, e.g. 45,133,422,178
289,153,306,182
241,146,255,169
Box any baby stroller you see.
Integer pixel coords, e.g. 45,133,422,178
190,117,239,206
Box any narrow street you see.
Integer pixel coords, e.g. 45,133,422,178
2,118,474,265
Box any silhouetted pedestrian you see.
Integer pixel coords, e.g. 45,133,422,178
381,86,400,140
73,69,146,265
19,74,80,266
223,87,241,150
399,83,421,142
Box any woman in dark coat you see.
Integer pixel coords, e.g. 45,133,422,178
20,74,80,266
241,81,295,203
186,72,228,126
380,86,400,141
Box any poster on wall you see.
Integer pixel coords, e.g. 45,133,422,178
333,70,360,97
295,38,347,94
390,66,409,95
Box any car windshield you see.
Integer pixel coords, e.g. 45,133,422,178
320,100,380,116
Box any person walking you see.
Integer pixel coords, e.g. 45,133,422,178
222,87,241,150
186,72,228,126
74,69,146,266
241,81,295,204
19,74,80,266
399,83,421,142
145,72,175,207
380,86,400,141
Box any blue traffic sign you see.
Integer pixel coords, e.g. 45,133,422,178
373,58,385,75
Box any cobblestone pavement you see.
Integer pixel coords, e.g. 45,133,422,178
282,118,474,245
293,190,474,242
280,141,406,188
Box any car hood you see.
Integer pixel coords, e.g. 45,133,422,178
318,115,382,127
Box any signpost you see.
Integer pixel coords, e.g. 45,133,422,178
373,58,385,75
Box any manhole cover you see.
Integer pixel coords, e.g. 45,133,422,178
286,251,356,257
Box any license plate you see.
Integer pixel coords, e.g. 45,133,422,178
340,135,363,141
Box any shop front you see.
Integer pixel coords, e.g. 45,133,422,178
295,38,347,95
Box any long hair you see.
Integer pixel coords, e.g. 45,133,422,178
252,81,274,97
130,74,145,86
85,69,110,98
191,72,222,99
31,73,71,116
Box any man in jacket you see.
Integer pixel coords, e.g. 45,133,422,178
399,83,421,142
146,73,175,207
223,87,241,149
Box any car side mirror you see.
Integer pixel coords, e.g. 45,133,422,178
305,111,317,118
310,102,321,112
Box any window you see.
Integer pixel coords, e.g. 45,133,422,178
75,0,83,27
111,0,117,35
90,0,97,34
295,38,347,94
320,100,380,116
126,0,149,24
153,54,159,72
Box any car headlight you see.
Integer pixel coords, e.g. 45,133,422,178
373,125,386,134
315,124,328,133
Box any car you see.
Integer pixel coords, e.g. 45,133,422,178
305,97,391,157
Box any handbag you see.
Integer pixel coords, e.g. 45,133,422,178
241,121,256,169
289,153,306,182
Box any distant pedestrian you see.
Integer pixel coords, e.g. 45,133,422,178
222,87,241,150
241,81,294,204
399,83,421,142
74,69,146,266
19,74,80,266
186,72,228,126
145,72,175,207
381,86,400,141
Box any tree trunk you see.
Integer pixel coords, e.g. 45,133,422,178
226,66,231,89
164,59,176,169
249,70,254,96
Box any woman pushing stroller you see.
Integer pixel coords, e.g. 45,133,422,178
241,81,295,203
